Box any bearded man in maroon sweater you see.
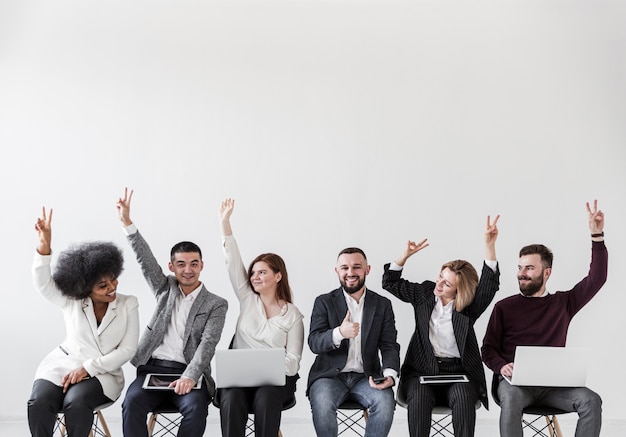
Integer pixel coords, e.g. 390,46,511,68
481,200,607,437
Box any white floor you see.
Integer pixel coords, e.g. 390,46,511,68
4,416,626,436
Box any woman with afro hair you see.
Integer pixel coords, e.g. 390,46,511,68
27,207,139,437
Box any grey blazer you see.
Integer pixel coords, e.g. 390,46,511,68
127,229,228,397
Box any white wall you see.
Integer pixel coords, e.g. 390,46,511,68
1,0,625,425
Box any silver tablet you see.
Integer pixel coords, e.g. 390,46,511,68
419,374,469,384
142,373,203,390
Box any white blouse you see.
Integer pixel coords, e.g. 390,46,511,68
222,235,304,376
429,296,461,358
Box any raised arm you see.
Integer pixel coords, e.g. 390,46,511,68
219,198,235,237
484,214,499,261
383,238,432,305
394,239,429,267
33,206,66,306
587,199,605,240
116,187,134,227
35,207,53,255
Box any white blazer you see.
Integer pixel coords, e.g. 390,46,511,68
32,252,139,401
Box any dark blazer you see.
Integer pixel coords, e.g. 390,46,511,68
382,262,499,408
306,287,401,396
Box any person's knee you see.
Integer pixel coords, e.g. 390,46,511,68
498,385,521,406
309,395,337,420
369,390,396,417
220,390,247,413
579,390,602,414
122,390,147,415
309,386,335,412
252,388,281,412
27,395,48,413
448,385,478,409
179,394,209,418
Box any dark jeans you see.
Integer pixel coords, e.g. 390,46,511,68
27,378,112,437
217,375,298,437
122,362,211,437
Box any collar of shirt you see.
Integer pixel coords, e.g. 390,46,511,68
433,295,455,313
179,283,203,301
519,290,549,298
342,287,367,317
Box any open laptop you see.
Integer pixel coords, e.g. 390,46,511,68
215,348,285,388
504,346,591,387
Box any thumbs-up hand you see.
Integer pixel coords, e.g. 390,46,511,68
339,310,360,339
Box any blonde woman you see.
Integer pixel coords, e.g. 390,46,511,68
381,216,500,437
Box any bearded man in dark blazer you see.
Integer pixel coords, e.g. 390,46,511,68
307,247,400,437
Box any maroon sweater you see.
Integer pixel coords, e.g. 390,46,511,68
481,241,608,374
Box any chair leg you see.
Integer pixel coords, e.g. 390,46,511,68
147,411,183,437
93,410,112,437
245,415,255,437
147,413,158,435
55,410,111,437
545,415,563,437
430,413,455,437
336,409,368,436
59,415,67,436
545,415,555,437
552,416,563,437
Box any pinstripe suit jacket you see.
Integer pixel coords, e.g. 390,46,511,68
126,229,228,398
382,262,499,408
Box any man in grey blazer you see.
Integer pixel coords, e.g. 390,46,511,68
117,188,228,437
308,247,400,437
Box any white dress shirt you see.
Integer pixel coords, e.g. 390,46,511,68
429,296,460,358
151,284,202,364
333,289,366,373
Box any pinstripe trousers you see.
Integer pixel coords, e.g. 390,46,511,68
403,359,480,437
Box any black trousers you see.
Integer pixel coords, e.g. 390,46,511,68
404,360,480,437
27,377,111,437
217,375,298,437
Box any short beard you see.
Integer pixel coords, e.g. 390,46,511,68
518,275,544,296
341,277,366,295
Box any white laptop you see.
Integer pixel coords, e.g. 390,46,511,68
504,346,591,387
215,348,285,388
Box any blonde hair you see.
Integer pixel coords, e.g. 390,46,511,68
440,260,478,312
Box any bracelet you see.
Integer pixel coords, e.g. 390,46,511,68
591,232,604,237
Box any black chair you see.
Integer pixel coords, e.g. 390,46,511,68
54,401,113,437
395,379,481,437
212,390,296,437
336,399,369,436
146,401,183,437
491,375,567,437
